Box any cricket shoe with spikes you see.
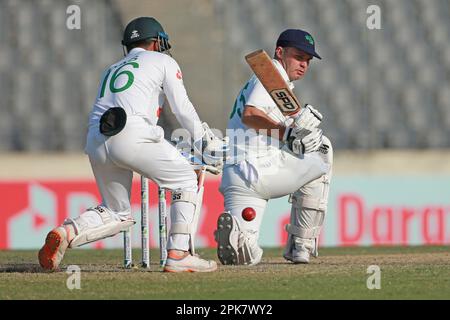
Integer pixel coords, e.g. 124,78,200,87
38,225,75,271
163,250,217,273
215,212,263,266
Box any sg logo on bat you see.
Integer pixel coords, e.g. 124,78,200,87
271,89,299,113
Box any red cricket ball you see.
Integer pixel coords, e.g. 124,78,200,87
242,207,256,221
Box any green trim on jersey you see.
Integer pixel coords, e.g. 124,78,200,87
229,81,250,119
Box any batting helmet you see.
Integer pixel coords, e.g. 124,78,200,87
121,17,171,52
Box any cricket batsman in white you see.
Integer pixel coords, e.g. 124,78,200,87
215,29,333,265
38,17,227,272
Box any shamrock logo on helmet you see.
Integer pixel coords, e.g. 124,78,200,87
305,34,314,45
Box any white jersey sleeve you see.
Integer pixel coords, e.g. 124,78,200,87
162,56,204,142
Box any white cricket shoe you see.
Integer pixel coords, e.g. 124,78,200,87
284,238,315,264
163,251,217,273
215,212,263,266
38,225,74,271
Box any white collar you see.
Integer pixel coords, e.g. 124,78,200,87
128,47,146,55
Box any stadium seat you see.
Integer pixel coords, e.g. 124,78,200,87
0,0,123,151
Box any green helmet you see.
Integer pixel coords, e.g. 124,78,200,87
121,17,171,52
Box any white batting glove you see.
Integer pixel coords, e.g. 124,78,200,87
291,104,323,131
283,126,323,155
306,104,323,122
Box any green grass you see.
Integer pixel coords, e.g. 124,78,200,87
0,246,449,300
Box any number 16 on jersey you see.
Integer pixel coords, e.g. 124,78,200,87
99,58,140,98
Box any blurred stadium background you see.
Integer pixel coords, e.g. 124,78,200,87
0,0,449,250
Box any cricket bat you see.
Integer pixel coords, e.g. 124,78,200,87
245,49,302,117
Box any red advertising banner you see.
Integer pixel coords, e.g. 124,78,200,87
0,179,224,250
1,177,449,249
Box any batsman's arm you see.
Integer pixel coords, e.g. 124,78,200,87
242,105,286,140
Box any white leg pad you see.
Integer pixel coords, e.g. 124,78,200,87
169,189,203,254
284,136,333,259
66,206,136,248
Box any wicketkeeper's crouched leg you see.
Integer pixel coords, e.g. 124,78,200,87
106,130,218,273
163,184,218,273
38,206,135,271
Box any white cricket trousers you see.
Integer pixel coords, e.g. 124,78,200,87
84,116,198,251
220,147,330,233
